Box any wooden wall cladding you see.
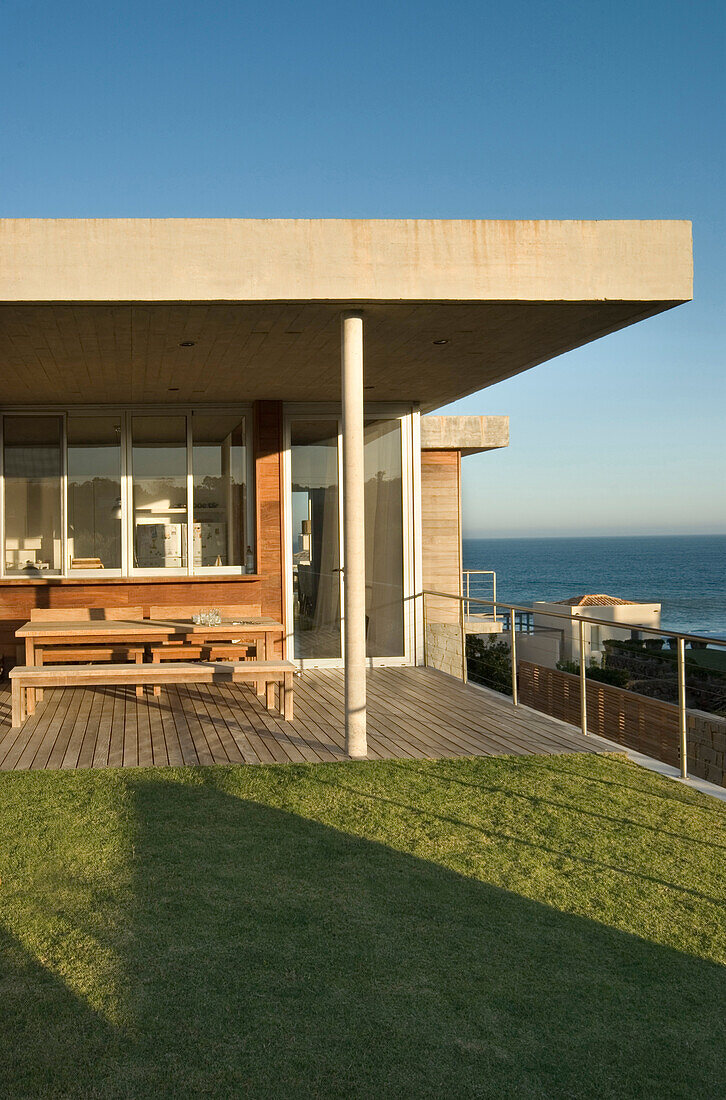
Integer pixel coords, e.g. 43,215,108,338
421,450,461,622
254,400,285,634
0,401,287,666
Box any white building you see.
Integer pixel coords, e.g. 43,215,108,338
520,594,662,669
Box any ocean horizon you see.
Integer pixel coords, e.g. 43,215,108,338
462,533,726,639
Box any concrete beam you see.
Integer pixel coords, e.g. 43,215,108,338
421,415,509,455
0,219,693,304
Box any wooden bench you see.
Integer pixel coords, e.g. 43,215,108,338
36,645,146,698
9,660,295,729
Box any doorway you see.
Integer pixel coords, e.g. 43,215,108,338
285,412,414,665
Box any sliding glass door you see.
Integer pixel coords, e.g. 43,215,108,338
364,418,405,657
287,412,410,664
290,421,342,659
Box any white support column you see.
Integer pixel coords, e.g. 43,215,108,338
341,311,367,758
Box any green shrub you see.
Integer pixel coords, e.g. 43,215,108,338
556,660,630,688
466,636,513,695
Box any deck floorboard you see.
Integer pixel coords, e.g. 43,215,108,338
0,667,600,772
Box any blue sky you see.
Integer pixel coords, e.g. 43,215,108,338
1,0,724,537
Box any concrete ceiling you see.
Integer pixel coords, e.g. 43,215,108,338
0,298,684,410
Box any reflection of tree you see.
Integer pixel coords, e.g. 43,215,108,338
194,476,225,508
67,476,121,566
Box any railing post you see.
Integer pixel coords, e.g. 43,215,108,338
460,596,468,683
492,571,497,624
677,636,688,779
422,593,428,668
579,617,588,736
510,613,518,705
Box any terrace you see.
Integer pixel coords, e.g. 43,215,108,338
0,664,597,771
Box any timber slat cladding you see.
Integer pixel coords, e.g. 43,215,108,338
0,666,599,772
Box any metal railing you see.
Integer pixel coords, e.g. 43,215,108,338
462,570,496,621
421,588,726,782
499,608,535,634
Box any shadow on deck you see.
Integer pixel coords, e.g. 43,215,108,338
0,666,599,771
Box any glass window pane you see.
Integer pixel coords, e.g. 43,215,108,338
4,416,63,575
132,416,188,569
290,421,341,659
192,415,247,568
67,416,122,570
365,419,405,657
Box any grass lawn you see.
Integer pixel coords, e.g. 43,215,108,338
1,753,725,1099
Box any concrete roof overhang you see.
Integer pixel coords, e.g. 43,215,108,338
421,415,509,455
0,219,692,410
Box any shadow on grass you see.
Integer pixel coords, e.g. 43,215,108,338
1,769,725,1098
378,758,726,851
0,925,120,1097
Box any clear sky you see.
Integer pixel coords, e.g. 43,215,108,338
1,0,723,537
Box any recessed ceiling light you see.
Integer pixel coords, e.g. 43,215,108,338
433,338,449,346
179,341,195,347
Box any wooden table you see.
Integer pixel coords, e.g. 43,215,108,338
15,617,285,712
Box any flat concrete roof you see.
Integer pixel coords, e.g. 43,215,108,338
421,415,509,454
0,219,692,408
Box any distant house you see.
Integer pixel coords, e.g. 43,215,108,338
525,594,662,669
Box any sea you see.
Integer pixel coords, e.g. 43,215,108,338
462,535,726,640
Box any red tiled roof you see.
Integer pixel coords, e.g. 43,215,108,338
556,594,637,607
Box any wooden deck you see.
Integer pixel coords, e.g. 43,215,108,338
0,666,599,771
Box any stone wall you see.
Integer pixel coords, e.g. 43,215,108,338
687,709,726,787
425,623,464,680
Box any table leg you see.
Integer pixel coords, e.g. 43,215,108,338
152,650,161,697
36,647,44,703
255,635,265,696
135,649,144,698
25,638,36,715
283,672,293,721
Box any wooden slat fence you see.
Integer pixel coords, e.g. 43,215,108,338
519,661,681,767
519,660,726,786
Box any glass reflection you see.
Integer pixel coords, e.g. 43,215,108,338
192,414,247,567
291,421,341,658
132,416,188,569
365,419,404,657
4,416,63,575
67,416,122,569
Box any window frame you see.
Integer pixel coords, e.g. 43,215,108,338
0,405,254,579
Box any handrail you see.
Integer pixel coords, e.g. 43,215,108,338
462,569,496,622
420,587,725,779
421,589,726,649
